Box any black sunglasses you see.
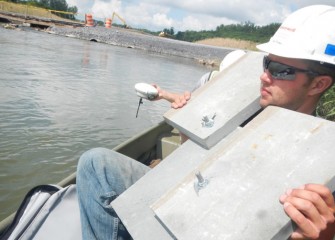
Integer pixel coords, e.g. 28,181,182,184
263,56,320,80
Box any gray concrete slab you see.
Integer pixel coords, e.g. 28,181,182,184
152,106,335,240
111,128,243,240
163,51,263,149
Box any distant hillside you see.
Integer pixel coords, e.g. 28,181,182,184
153,22,280,45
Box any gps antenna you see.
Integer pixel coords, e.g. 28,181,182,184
135,97,143,118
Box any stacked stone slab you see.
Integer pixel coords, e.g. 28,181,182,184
164,51,263,149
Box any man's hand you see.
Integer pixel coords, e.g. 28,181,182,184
279,184,335,239
152,84,191,109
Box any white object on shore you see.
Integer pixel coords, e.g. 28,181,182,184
219,49,246,71
135,83,158,100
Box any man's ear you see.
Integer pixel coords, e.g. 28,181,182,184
308,76,333,96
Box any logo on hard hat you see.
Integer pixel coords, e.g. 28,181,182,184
279,26,295,32
325,44,335,56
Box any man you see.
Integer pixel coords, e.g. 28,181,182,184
256,5,335,239
77,5,335,240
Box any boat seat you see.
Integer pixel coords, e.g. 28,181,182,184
156,128,181,160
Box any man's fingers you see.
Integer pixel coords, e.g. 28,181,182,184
304,184,335,210
171,102,179,109
184,91,191,100
281,185,335,239
290,229,307,239
286,195,328,231
170,92,190,109
283,202,321,239
290,187,335,223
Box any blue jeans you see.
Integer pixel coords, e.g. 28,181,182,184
76,148,150,240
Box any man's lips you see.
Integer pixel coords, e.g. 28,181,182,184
261,87,271,96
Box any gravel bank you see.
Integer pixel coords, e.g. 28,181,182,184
48,26,234,67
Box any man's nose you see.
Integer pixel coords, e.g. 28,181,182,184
260,71,272,84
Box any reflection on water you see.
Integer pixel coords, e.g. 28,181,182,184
0,27,209,220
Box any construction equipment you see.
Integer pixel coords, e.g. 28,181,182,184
158,31,173,38
111,12,129,28
158,31,167,37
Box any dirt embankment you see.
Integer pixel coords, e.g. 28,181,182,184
195,38,258,51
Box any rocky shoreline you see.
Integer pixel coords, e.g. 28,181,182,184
48,25,234,67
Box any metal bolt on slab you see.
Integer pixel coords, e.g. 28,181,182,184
201,113,216,128
194,171,209,195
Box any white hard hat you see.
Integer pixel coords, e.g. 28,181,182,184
257,5,335,65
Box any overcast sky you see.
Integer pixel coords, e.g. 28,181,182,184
66,0,335,32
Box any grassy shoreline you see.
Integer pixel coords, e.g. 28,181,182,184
0,1,65,20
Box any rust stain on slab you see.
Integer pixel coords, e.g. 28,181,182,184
310,123,324,134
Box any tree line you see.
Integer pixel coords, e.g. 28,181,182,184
5,0,78,19
157,21,280,43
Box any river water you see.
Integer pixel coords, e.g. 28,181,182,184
0,27,209,220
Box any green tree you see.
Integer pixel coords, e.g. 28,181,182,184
317,85,335,121
67,6,77,20
39,0,50,8
162,27,175,36
49,0,67,11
